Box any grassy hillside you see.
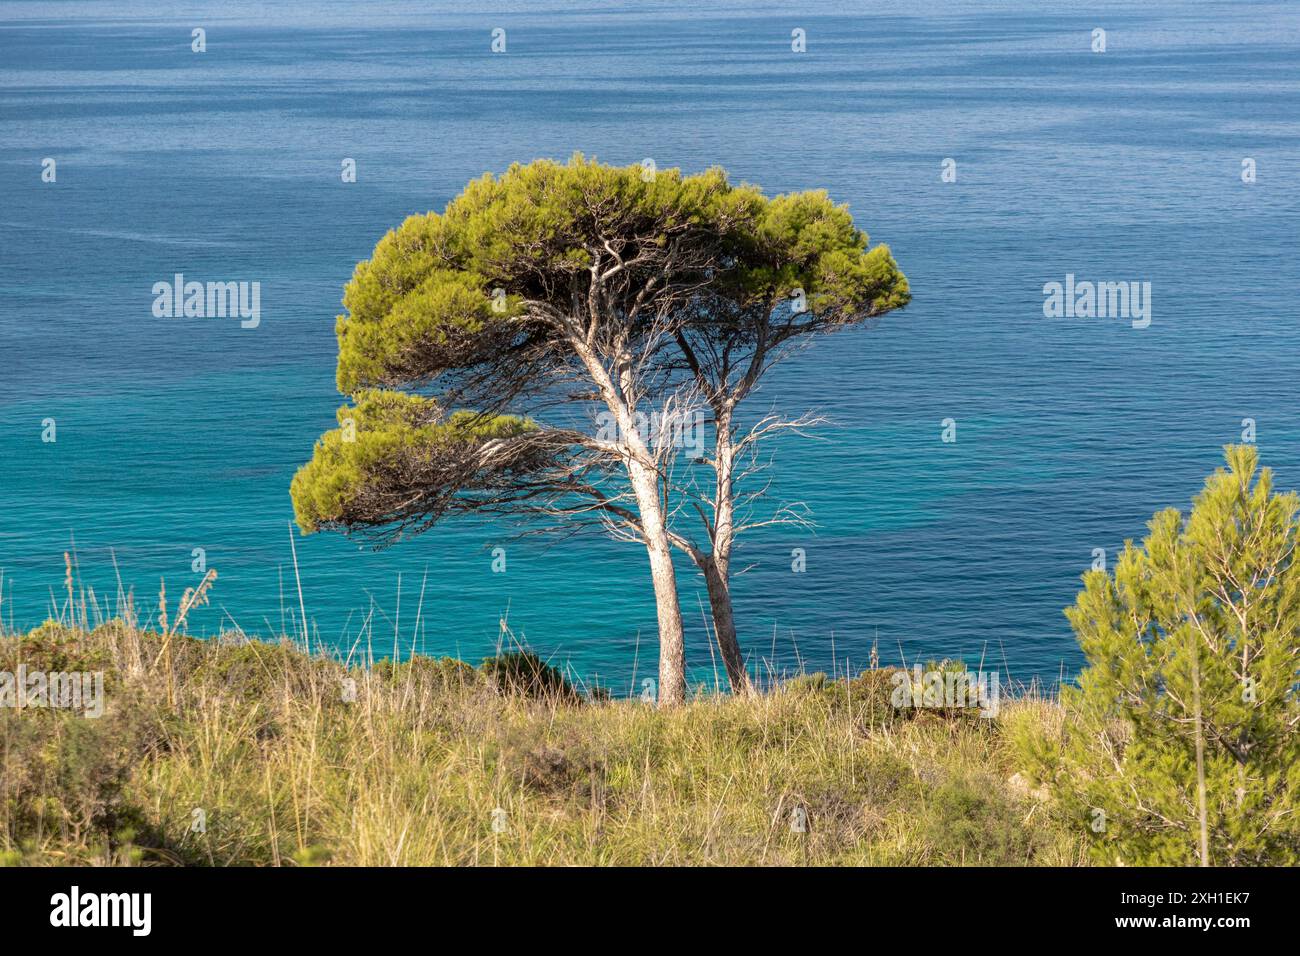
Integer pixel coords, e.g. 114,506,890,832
0,620,1085,866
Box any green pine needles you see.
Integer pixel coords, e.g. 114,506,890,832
289,154,910,703
1024,445,1300,865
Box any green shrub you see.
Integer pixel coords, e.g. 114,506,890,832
480,651,580,703
3,621,112,681
919,776,1034,866
1048,446,1300,865
789,661,994,725
372,655,478,690
0,703,156,859
190,638,322,702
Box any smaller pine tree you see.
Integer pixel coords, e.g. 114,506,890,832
1049,445,1300,865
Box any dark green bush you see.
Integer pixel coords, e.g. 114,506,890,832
481,651,580,703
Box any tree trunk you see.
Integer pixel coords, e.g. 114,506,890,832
1190,628,1210,866
698,408,752,695
628,459,687,706
701,556,753,695
571,338,688,706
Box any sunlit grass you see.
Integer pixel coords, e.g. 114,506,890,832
0,618,1087,866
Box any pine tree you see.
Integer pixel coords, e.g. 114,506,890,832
1055,445,1300,865
289,156,908,702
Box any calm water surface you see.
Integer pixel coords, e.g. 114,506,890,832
3,1,1299,690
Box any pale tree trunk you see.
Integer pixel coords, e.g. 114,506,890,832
1190,628,1210,866
574,334,688,707
700,408,753,695
701,555,752,695
627,458,687,705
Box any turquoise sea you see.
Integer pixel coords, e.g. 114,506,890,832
3,0,1299,691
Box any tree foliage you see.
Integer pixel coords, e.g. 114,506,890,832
1046,446,1300,865
293,155,908,539
292,390,574,539
290,155,910,702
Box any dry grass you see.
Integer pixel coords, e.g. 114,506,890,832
0,612,1088,866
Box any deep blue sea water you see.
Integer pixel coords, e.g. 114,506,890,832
3,1,1299,692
